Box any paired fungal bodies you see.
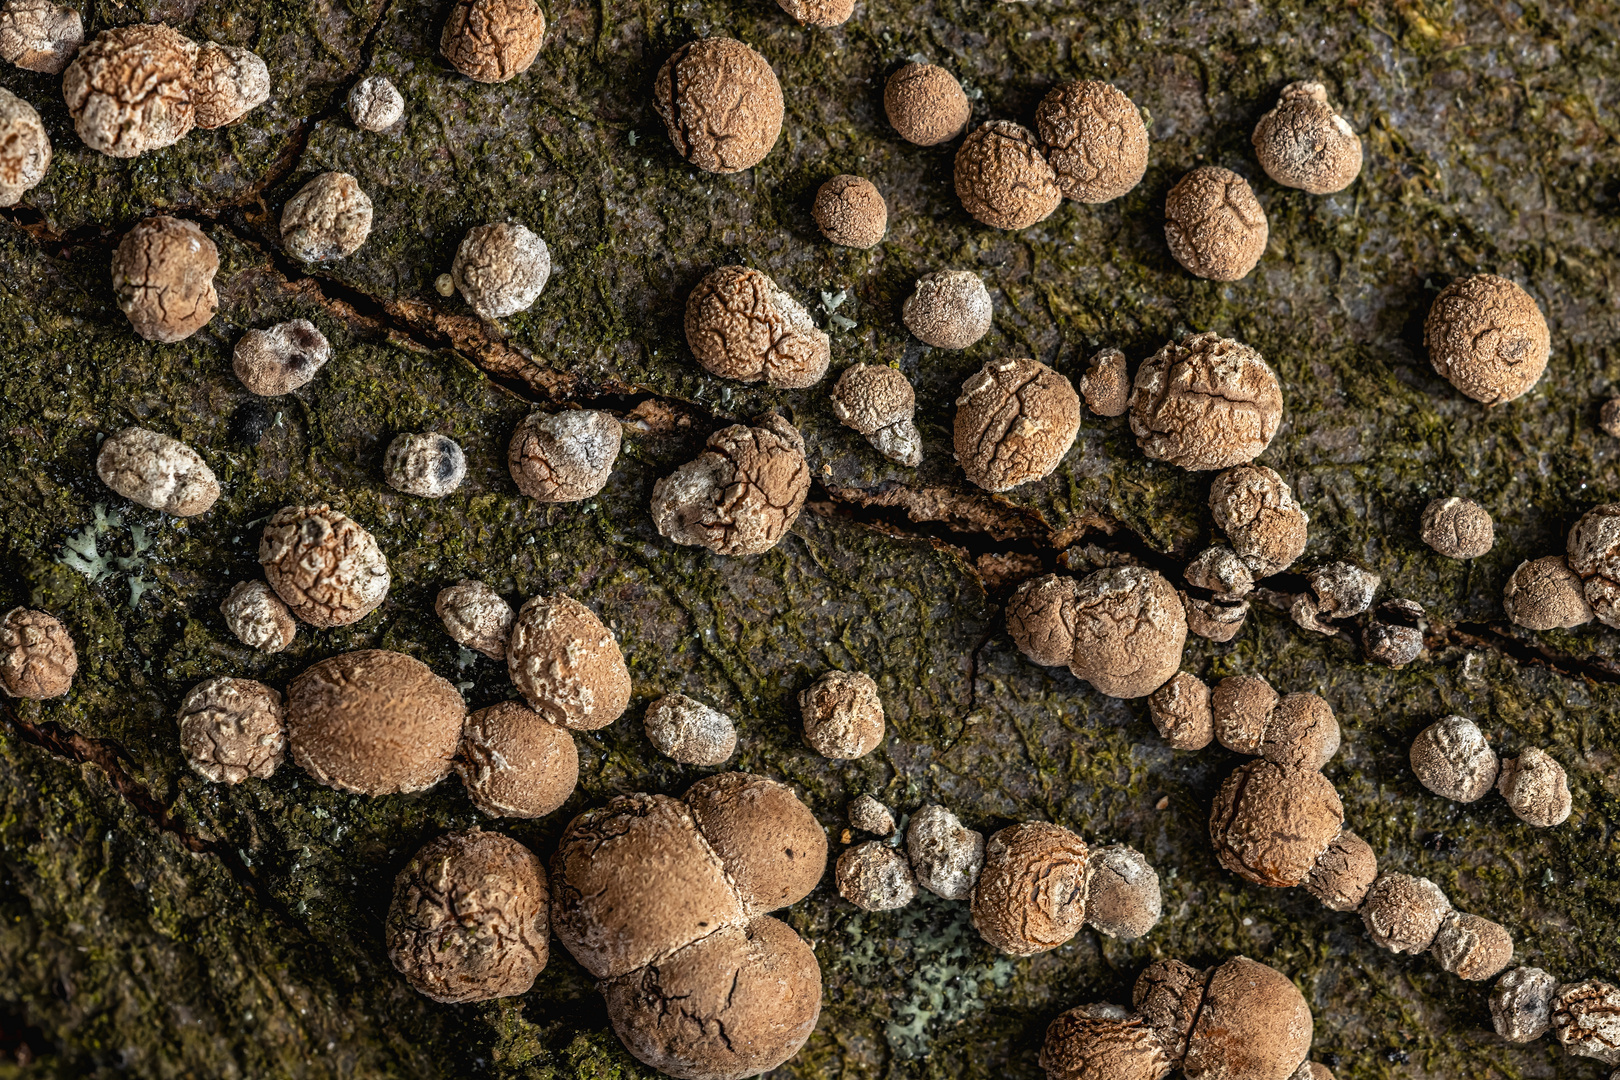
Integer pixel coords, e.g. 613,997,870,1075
1490,966,1620,1069
1504,502,1620,632
1409,715,1572,827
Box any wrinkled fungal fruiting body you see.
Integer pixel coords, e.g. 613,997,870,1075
0,87,50,206
259,505,390,627
1163,166,1268,280
650,414,810,556
0,607,76,699
813,174,887,248
1251,81,1362,194
903,269,992,350
954,119,1062,230
452,222,551,318
111,216,219,343
653,38,782,173
435,579,514,659
96,426,220,516
1129,333,1283,471
954,356,1081,492
685,266,830,388
1034,80,1149,203
1424,274,1550,406
177,676,285,784
456,700,578,817
884,62,969,146
440,0,545,83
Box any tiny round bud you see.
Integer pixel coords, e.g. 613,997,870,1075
281,171,373,263
884,62,969,146
1503,555,1592,630
1210,465,1309,575
63,24,196,157
0,607,76,700
192,42,269,129
452,222,551,319
1251,81,1362,194
1083,844,1161,940
1302,829,1378,912
456,701,578,818
1130,333,1283,471
111,217,219,342
348,75,403,131
0,87,51,207
685,266,830,388
651,415,810,556
776,0,853,26
972,821,1089,955
233,320,332,396
440,0,545,83
1419,496,1494,559
848,794,895,836
954,357,1080,492
259,504,391,628
1069,567,1186,700
220,580,296,653
1210,673,1278,755
96,426,220,516
508,410,622,502
507,594,631,731
1034,80,1149,203
1432,911,1514,981
1080,347,1131,417
435,579,513,659
812,174,886,248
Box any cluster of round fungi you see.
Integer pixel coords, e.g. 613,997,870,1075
1409,714,1571,827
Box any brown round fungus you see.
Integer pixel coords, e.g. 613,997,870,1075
1503,556,1594,630
836,841,917,911
1420,496,1494,559
506,594,631,731
1129,333,1283,471
684,772,827,914
1034,80,1149,203
1424,274,1550,406
96,427,220,516
1182,957,1313,1080
62,24,197,157
1567,504,1620,627
1068,566,1187,700
259,504,390,628
1497,747,1572,828
1294,561,1381,636
0,88,50,207
287,649,465,795
954,357,1081,492
1409,715,1498,803
1209,465,1309,575
1251,81,1363,195
233,320,331,396
1552,980,1620,1065
1163,166,1269,281
685,265,830,388
435,579,514,659
1184,593,1251,643
972,821,1089,956
1301,829,1378,912
799,669,884,760
1491,966,1558,1043
849,794,895,836
1039,1003,1174,1080
0,1,82,74
383,432,466,498
456,700,579,818
831,363,922,467
111,216,219,343
813,174,887,248
452,222,551,318
387,830,548,1003
508,409,622,502
777,0,854,26
903,269,993,350
1602,397,1620,438
1360,872,1452,954
1080,347,1131,418
884,62,969,146
1362,598,1426,667
220,580,296,653
1085,844,1162,940
643,693,736,766
348,75,403,131
1133,957,1205,1059
281,171,373,263
1142,672,1209,752
0,607,76,700
1432,911,1514,981
1006,573,1080,668
1210,674,1279,755
955,120,1062,230
650,414,810,556
1185,546,1255,599
906,804,984,900
653,38,782,173
1261,693,1341,771
191,42,269,128
440,0,545,83
176,676,285,784
1209,760,1343,889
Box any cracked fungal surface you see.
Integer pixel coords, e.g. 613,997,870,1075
1251,81,1363,195
176,676,285,785
954,119,1062,230
972,821,1090,956
0,0,82,74
505,593,631,730
233,319,331,396
685,265,829,388
61,23,197,157
1068,566,1186,699
0,87,49,206
653,36,782,173
258,504,391,628
281,171,373,263
1566,503,1620,627
191,42,269,129
507,409,621,501
954,356,1081,491
110,215,219,343
1034,80,1149,203
1129,332,1283,471
0,606,75,699
451,221,551,319
1163,165,1269,280
650,413,810,555
440,0,545,83
1424,273,1551,406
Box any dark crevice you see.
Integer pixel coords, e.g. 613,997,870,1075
1439,620,1620,685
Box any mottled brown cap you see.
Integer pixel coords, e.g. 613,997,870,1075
1551,980,1620,1065
1251,81,1362,195
1302,829,1377,912
1183,957,1312,1080
96,427,220,516
906,804,984,900
1134,958,1205,1060
0,1,83,75
1209,465,1309,575
0,607,75,700
383,433,466,498
507,594,631,731
799,669,885,759
685,265,830,388
884,62,969,146
654,38,782,173
1497,747,1572,828
192,42,269,129
177,676,285,784
1034,80,1149,203
685,771,827,915
602,915,821,1080
1410,715,1498,803
813,174,887,248
1210,674,1278,755
643,693,737,766
111,216,219,342
1081,348,1131,418
849,794,895,836
1567,504,1620,628
1164,166,1268,281
1425,274,1550,406
347,74,403,131
220,580,296,653
1433,911,1514,981
1209,760,1343,889
62,24,196,157
440,0,545,82
777,0,854,26
550,793,747,979
1262,693,1341,770
1148,671,1213,751
234,320,331,396
1085,844,1162,940
452,221,551,318
1068,566,1187,700
386,830,548,1003
651,415,811,556
287,649,465,795
954,356,1081,492
903,269,993,350
830,364,922,467
259,504,391,628
281,171,373,263
835,841,917,911
456,701,579,818
1006,573,1080,668
1039,1003,1175,1080
0,88,50,206
955,120,1062,230
435,579,514,659
1360,873,1452,954
1502,555,1593,630
508,409,622,502
972,821,1089,955
1491,965,1557,1043
1420,496,1494,559
1129,333,1282,471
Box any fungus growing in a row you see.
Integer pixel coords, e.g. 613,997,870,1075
0,0,82,74
259,504,390,628
1491,965,1558,1043
191,41,269,128
830,363,922,467
1566,503,1620,628
848,794,895,836
435,579,513,659
111,216,219,342
456,700,578,818
1033,80,1149,204
440,0,545,83
96,427,220,516
1007,567,1187,699
1163,166,1269,281
813,174,887,248
220,580,296,653
954,356,1081,492
643,693,737,766
348,75,403,131
650,414,811,556
1209,464,1309,575
453,221,551,318
1129,333,1283,471
1420,496,1494,559
508,409,622,502
1425,274,1550,407
177,676,285,784
1503,555,1592,630
799,669,884,760
507,594,631,731
1251,81,1363,195
234,320,331,396
906,803,984,900
836,841,917,911
1209,675,1341,770
1080,347,1130,418
0,607,76,700
903,269,992,350
654,38,782,173
884,62,969,146
1147,671,1213,750
0,88,50,207
685,266,830,388
1360,872,1514,980
955,120,1062,230
281,171,373,263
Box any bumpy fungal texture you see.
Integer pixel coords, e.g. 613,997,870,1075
1419,496,1494,559
1491,966,1558,1043
1163,166,1268,280
650,415,810,556
0,0,82,74
1039,1003,1174,1080
954,357,1081,492
1148,671,1213,751
1551,980,1620,1065
1300,562,1380,630
280,172,373,263
906,804,984,900
1080,347,1131,417
1134,959,1204,1060
972,821,1089,956
1183,957,1313,1080
96,427,220,516
684,266,830,388
848,795,894,836
439,0,545,83
836,841,917,911
1067,566,1187,700
507,409,622,502
1503,555,1593,630
0,607,76,700
643,693,737,766
1209,465,1309,574
813,174,887,248
903,269,992,350
176,677,285,785
777,0,855,27
1185,546,1254,597
1362,599,1425,667
347,75,403,131
1034,80,1149,203
1251,81,1362,194
1566,504,1620,627
386,830,549,1003
954,120,1062,230
830,364,922,467
1210,674,1278,754
456,701,578,818
233,319,331,396
1260,693,1340,770
451,222,551,319
1424,274,1550,406
683,772,827,915
506,594,631,731
1301,829,1377,912
191,42,269,129
61,24,197,157
110,216,219,343
1084,844,1162,939
799,669,885,759
1006,573,1080,667
1432,911,1514,981
383,432,466,498
1360,873,1452,954
259,505,390,628
1409,715,1498,803
1209,760,1343,888
1128,333,1283,471
434,579,513,659
0,87,50,206
653,38,783,173
286,650,465,796
219,580,296,653
1183,595,1248,642
1496,747,1573,827
884,62,969,146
